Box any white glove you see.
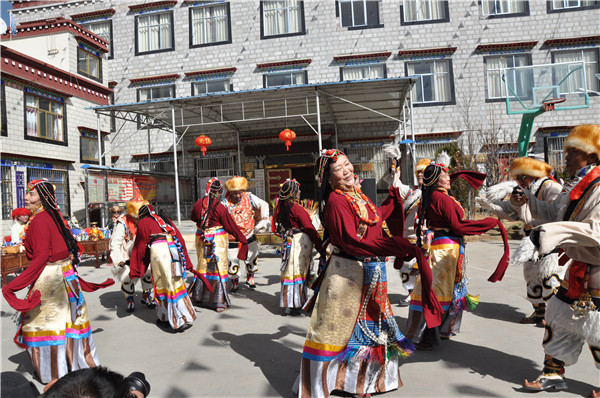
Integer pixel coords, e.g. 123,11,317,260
254,219,270,233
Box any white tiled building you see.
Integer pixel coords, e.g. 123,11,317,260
1,18,112,236
4,0,599,221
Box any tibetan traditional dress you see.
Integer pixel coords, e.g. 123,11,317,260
2,210,101,383
296,188,441,397
406,189,509,342
533,165,600,370
515,178,565,309
190,200,248,310
279,203,323,310
130,215,196,330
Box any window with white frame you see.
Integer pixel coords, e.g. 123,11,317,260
25,94,65,143
261,1,304,38
80,20,113,58
190,2,231,47
341,64,385,81
137,85,175,128
192,78,231,95
402,0,447,23
485,54,531,99
28,168,70,215
136,11,174,54
549,0,598,11
1,166,12,220
553,48,599,93
406,59,454,104
77,47,101,81
338,0,380,28
137,85,175,102
264,70,306,87
482,0,528,15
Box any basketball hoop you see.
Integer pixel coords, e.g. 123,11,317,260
542,97,566,112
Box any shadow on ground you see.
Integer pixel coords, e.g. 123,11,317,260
213,325,304,397
470,301,528,324
403,339,597,396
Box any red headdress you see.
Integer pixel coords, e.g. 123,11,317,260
11,207,29,220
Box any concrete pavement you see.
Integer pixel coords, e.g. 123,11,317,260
1,223,598,397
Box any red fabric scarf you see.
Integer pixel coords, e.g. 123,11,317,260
570,165,600,201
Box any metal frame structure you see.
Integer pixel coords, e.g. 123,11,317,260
89,78,418,224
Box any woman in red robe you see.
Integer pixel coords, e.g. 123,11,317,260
190,178,248,312
405,163,510,350
2,180,113,384
129,204,196,331
294,150,442,398
272,179,324,315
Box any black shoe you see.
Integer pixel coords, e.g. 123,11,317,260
141,293,156,309
415,341,433,351
291,308,303,316
155,319,170,327
523,374,568,391
177,323,192,333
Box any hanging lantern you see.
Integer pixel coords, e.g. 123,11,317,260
195,134,212,156
279,128,296,151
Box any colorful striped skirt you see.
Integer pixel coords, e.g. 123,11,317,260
296,254,414,397
406,231,472,342
16,258,99,383
192,227,230,309
149,236,196,329
280,231,313,309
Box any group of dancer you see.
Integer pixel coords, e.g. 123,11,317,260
2,124,599,398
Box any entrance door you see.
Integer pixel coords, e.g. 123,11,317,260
291,166,315,201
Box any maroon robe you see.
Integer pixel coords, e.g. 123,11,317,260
288,203,324,255
190,199,248,260
3,210,113,312
129,216,191,279
323,188,443,327
426,190,510,282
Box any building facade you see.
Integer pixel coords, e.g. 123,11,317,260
5,0,599,221
1,19,112,236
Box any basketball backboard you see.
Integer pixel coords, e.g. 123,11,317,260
503,61,590,115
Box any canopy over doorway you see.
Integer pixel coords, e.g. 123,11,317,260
90,77,419,224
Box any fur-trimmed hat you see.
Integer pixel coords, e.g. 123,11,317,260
563,124,600,158
509,157,554,179
225,176,248,192
126,200,149,219
415,158,431,174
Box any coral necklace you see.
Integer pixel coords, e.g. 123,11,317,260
335,187,380,226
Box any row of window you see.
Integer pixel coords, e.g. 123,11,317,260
1,83,104,166
132,48,599,108
1,165,70,220
79,0,599,58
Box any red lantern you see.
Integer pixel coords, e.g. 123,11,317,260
195,135,212,156
279,128,296,151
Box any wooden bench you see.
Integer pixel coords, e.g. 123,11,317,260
1,239,110,286
1,252,30,287
80,239,110,268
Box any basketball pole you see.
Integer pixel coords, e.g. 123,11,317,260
516,108,544,157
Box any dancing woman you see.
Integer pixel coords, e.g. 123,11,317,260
272,179,324,316
129,204,196,331
190,178,248,312
2,180,113,384
295,149,441,398
405,162,510,349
